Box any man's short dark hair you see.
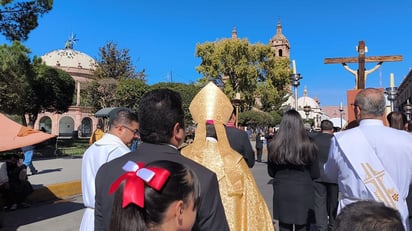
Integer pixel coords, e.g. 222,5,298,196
320,120,334,131
334,200,404,231
138,89,184,144
109,108,138,129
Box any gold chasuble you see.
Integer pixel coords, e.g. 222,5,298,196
181,82,274,231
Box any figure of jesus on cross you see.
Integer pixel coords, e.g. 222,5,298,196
325,41,403,89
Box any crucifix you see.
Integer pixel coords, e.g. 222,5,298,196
324,41,403,89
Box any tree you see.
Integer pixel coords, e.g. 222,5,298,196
195,38,290,112
0,0,53,41
84,41,147,111
0,41,33,119
83,78,118,110
93,41,145,81
115,78,149,112
150,82,200,126
27,58,75,126
238,110,274,129
0,41,74,126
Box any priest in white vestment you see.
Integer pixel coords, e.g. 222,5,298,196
80,109,139,231
325,88,412,230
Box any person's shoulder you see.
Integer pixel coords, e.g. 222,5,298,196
225,126,248,137
313,132,333,140
98,152,134,172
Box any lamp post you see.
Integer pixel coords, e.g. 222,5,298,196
231,92,242,128
385,87,398,112
290,60,302,110
403,99,412,121
339,103,344,129
385,73,398,112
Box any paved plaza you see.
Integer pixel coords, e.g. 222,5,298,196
0,146,274,230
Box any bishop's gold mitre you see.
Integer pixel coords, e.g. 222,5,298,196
189,82,233,125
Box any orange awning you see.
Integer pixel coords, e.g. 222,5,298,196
0,113,56,152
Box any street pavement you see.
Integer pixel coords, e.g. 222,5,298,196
0,146,275,230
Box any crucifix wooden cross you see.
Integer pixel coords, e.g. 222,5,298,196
324,41,403,89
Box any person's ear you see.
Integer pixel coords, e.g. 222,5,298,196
174,200,185,225
173,123,184,140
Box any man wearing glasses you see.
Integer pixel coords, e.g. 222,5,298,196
80,108,139,231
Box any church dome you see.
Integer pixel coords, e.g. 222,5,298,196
297,87,319,109
297,96,319,109
41,48,96,70
270,31,289,45
269,20,290,46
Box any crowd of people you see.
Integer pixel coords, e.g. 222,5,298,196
78,85,412,231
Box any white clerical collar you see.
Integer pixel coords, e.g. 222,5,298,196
206,137,217,143
166,144,178,150
359,119,384,127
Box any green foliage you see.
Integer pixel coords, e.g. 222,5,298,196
259,58,291,111
238,110,274,128
268,110,282,126
150,82,201,126
195,38,290,112
26,56,75,126
83,78,118,110
31,59,75,114
0,41,33,117
0,42,74,126
0,0,53,41
115,78,149,112
84,41,147,111
93,41,145,81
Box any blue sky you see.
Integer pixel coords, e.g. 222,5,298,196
1,0,411,106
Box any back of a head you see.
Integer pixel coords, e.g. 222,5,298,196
320,120,334,132
355,88,386,118
109,108,138,130
269,109,316,165
138,89,185,144
387,111,407,130
334,201,404,231
110,160,200,231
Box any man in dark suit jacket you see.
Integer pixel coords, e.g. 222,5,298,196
225,107,255,168
94,89,229,231
312,120,338,231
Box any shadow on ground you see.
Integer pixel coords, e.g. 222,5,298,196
0,197,84,230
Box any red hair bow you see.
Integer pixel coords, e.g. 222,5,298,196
109,161,170,208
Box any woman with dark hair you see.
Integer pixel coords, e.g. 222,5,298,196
268,109,319,231
387,111,407,131
109,160,200,231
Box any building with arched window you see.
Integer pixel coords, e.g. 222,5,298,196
33,42,99,138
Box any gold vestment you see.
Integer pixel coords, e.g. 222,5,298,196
181,82,274,231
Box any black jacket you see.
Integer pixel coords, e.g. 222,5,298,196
95,142,229,231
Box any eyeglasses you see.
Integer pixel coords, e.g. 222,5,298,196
122,125,139,135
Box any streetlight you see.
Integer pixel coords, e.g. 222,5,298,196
385,73,398,112
385,87,398,112
231,92,242,128
403,99,412,121
290,60,302,110
339,103,344,129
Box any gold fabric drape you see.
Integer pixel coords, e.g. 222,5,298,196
181,82,274,231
